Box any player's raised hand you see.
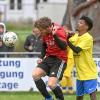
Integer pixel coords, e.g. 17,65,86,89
68,31,75,39
52,26,59,35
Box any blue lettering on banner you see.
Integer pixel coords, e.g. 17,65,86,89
72,70,77,77
0,60,20,68
98,72,100,78
0,71,24,79
94,60,100,68
97,82,100,87
98,60,100,67
0,82,19,90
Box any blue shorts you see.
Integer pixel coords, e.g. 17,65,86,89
76,79,97,96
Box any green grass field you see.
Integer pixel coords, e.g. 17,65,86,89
0,92,100,100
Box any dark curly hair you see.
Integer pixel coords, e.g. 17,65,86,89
34,17,52,29
80,15,93,31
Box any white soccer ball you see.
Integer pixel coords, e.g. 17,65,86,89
3,31,18,47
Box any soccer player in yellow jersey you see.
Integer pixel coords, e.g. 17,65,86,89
60,25,78,94
67,16,98,100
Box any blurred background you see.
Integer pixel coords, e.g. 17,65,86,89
0,0,99,53
0,0,67,52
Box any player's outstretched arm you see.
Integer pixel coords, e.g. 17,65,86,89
53,34,67,50
39,42,47,59
67,40,82,53
52,26,67,50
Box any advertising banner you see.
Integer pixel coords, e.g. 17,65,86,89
0,58,100,91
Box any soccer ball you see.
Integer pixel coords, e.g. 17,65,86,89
3,31,18,47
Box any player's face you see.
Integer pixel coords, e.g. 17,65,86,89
32,28,41,36
0,26,4,34
39,27,52,36
76,20,88,32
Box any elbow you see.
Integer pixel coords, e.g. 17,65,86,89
74,50,81,54
73,50,79,53
61,43,67,50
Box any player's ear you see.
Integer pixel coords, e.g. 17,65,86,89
85,24,89,31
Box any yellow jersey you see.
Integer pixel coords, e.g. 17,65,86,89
63,33,78,77
68,33,78,58
73,32,98,80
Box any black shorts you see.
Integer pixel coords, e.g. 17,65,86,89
37,56,67,80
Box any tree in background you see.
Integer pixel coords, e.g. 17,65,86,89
62,0,100,52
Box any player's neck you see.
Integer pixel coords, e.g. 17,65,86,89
78,30,87,36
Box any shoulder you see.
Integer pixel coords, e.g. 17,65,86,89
54,23,65,33
27,34,35,38
56,26,66,36
69,33,78,43
84,32,93,40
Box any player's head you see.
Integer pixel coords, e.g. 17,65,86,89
32,27,41,36
34,17,53,35
0,22,6,35
77,15,93,32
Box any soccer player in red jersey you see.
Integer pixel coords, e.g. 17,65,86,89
32,17,68,100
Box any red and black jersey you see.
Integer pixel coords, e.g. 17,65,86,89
42,23,68,62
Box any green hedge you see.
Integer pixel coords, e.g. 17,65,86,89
6,22,33,31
